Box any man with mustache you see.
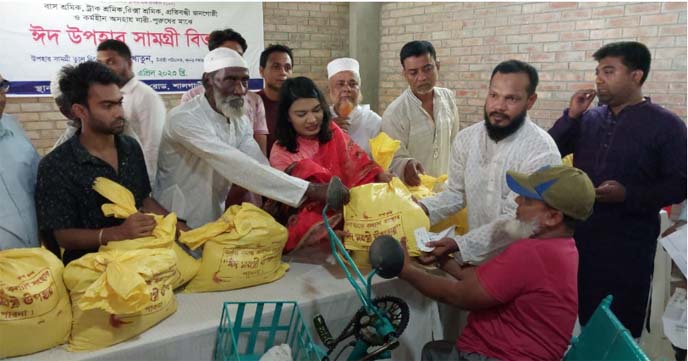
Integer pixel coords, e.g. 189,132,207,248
549,41,687,339
51,40,166,187
257,44,294,156
381,40,459,186
326,57,381,155
418,60,562,265
400,166,595,360
36,62,179,265
154,48,330,229
180,28,269,155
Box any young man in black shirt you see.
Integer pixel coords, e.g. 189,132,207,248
36,61,187,264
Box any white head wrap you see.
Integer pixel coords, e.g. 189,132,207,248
204,47,248,73
327,58,360,79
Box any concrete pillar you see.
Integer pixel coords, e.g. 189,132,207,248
349,3,381,113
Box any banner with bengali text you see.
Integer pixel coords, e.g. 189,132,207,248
0,2,264,96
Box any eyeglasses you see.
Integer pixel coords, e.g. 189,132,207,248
0,79,9,92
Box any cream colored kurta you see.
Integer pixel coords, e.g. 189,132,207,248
381,87,459,179
420,118,562,264
153,95,309,228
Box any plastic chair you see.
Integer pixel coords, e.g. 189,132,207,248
564,295,650,360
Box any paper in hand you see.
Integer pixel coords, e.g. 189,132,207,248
414,226,455,252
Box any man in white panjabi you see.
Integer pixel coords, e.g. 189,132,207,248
381,40,459,187
419,60,562,265
154,48,329,228
50,40,166,187
326,57,381,155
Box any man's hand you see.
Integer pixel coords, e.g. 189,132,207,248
403,159,424,187
595,180,626,203
375,171,393,183
399,237,414,279
568,89,596,119
332,116,351,132
113,212,156,240
416,237,459,265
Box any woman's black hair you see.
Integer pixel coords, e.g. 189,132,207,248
275,76,332,153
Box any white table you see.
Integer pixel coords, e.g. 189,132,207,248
13,246,442,360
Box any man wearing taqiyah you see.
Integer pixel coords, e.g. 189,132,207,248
154,48,331,228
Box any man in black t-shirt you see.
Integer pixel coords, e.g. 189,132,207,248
36,61,185,264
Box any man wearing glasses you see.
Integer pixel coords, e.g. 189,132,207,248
327,57,381,156
382,40,460,187
0,75,41,250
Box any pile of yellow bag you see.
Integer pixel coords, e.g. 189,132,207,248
0,248,72,357
178,203,289,293
63,248,178,351
93,177,200,288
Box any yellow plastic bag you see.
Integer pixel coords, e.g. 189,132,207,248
93,177,200,288
63,248,178,351
370,133,469,236
369,132,400,171
179,203,289,293
0,248,72,358
344,177,429,258
407,174,469,236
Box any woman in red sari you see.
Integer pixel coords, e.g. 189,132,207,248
269,77,390,251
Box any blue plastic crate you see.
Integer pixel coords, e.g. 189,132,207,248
215,301,325,361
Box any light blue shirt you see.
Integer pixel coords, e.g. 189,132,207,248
0,114,40,249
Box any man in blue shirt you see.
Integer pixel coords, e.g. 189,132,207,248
0,74,41,250
549,41,687,337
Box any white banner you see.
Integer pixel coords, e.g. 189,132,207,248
0,2,264,95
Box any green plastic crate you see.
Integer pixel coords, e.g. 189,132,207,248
214,301,325,361
564,295,650,361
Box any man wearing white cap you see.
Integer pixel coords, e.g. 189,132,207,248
327,57,381,155
154,48,330,228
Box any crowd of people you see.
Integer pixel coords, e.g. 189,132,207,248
1,26,686,360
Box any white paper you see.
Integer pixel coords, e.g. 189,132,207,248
660,226,687,277
414,226,456,252
662,288,687,349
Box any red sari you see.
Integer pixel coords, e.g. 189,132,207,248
270,123,382,251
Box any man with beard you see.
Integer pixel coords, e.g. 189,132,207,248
257,44,294,156
549,41,687,338
154,48,330,228
400,166,595,360
50,40,166,186
36,62,179,265
326,57,380,155
418,60,561,265
180,28,269,155
382,40,459,186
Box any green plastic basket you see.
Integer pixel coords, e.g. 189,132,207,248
214,301,325,361
564,295,650,361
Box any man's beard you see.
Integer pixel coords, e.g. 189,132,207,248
214,91,245,120
503,218,540,240
483,108,527,142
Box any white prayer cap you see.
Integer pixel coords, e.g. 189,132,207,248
327,58,359,79
203,47,248,73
